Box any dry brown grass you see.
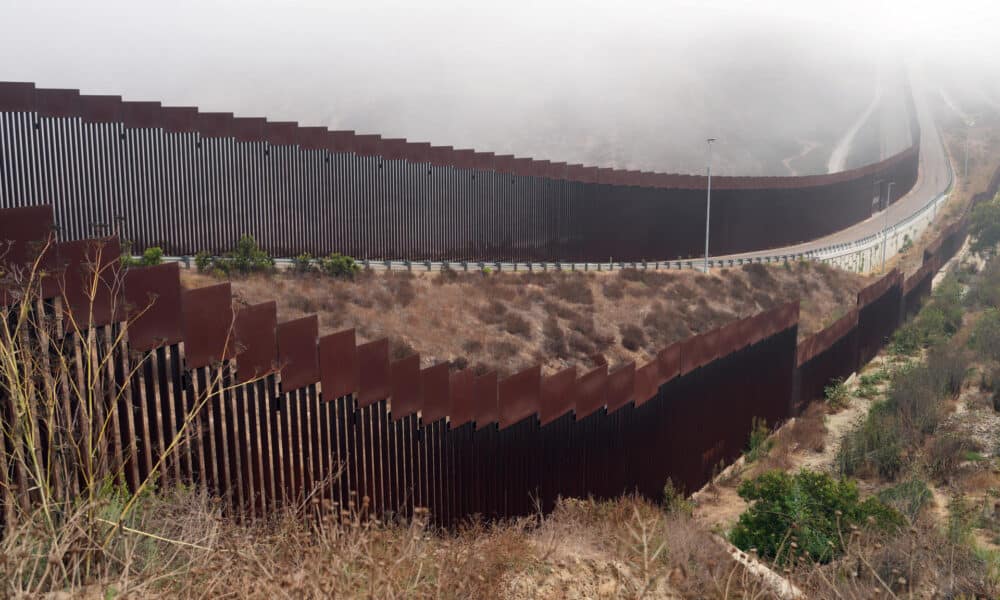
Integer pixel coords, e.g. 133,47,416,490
183,261,868,376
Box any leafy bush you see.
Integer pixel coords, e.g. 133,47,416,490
141,246,163,266
824,377,849,409
730,470,903,565
744,417,773,463
291,252,315,274
890,322,922,356
120,245,163,268
194,250,213,272
319,252,360,279
662,478,693,515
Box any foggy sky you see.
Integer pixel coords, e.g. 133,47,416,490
1,0,998,175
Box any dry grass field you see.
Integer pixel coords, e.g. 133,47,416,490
182,261,866,377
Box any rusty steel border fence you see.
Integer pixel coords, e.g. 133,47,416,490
1,81,920,264
3,174,986,532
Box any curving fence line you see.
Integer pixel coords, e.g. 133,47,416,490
2,168,983,529
1,81,919,263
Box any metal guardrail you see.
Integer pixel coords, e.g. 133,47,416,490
158,181,953,275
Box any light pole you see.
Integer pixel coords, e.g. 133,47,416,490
703,138,716,273
964,120,975,178
881,181,895,273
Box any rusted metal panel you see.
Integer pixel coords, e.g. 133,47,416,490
499,365,541,429
452,149,476,169
390,354,422,419
57,237,121,329
633,360,660,407
606,362,635,414
378,138,408,160
421,363,451,423
276,315,319,393
34,88,80,118
402,141,431,162
494,154,516,174
471,151,495,170
357,339,391,407
79,94,122,123
120,101,162,128
679,333,703,375
181,283,235,369
123,262,183,352
296,126,328,150
326,130,357,153
574,365,608,419
232,117,266,142
718,319,741,356
234,301,277,384
195,112,234,138
858,269,899,306
449,370,475,427
353,134,382,156
658,343,681,382
0,205,54,276
264,121,298,146
161,106,198,133
539,367,576,426
429,145,454,167
0,81,34,111
473,371,499,429
319,329,358,399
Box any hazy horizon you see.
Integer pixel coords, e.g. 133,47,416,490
1,0,997,175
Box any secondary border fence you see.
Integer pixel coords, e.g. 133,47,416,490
1,81,920,263
2,164,990,533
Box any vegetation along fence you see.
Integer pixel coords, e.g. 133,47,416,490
3,180,981,532
1,81,919,263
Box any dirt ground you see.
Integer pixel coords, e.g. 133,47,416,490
182,260,867,377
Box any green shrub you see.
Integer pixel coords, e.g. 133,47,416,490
970,308,1000,363
120,245,163,268
970,194,1000,257
291,252,315,274
224,235,274,274
319,253,360,278
890,322,922,356
730,470,903,565
836,400,904,479
824,377,849,409
662,478,694,516
194,250,213,273
744,417,772,463
141,246,163,266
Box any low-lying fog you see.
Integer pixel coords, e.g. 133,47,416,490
0,0,997,175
